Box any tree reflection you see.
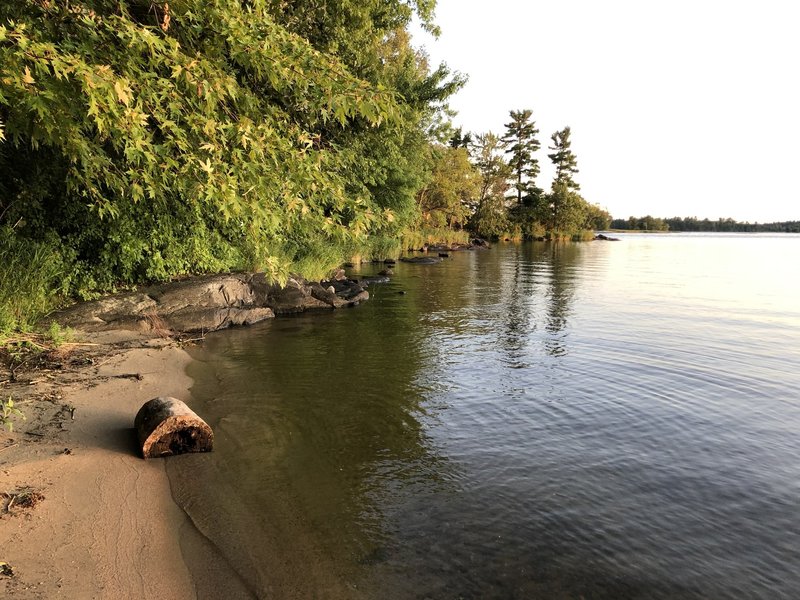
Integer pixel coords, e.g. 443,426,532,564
543,243,581,356
172,244,587,596
177,286,455,595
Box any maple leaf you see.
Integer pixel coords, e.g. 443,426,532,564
114,80,130,106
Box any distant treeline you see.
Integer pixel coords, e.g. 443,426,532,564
610,216,800,233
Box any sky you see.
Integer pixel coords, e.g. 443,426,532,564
412,0,799,222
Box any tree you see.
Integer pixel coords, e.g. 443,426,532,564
546,183,588,236
0,0,461,300
416,145,480,229
468,133,511,238
548,126,580,191
584,204,612,231
546,127,582,235
501,109,541,207
448,127,472,149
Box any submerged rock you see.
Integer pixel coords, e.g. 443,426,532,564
400,256,443,265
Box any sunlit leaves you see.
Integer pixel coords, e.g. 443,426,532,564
0,1,411,278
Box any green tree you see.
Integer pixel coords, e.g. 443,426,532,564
448,127,472,149
501,109,542,207
548,126,580,191
546,126,583,235
0,0,461,310
468,133,511,238
584,204,612,231
416,145,480,229
546,183,588,237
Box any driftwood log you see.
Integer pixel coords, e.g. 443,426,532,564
134,397,213,458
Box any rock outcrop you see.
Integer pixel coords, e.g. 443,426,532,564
56,272,372,333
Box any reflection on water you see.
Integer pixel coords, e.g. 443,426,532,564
172,234,800,599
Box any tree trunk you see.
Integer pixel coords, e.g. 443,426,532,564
134,397,213,458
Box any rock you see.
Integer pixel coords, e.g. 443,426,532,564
331,268,347,281
302,295,334,310
400,256,443,265
359,275,390,285
147,275,255,314
55,271,372,333
265,283,310,315
322,278,371,304
57,293,158,330
383,258,397,265
594,234,620,241
310,282,341,308
162,307,274,332
134,397,213,458
378,268,394,276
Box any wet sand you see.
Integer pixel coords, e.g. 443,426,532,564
0,331,198,598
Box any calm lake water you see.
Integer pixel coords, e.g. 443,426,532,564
169,233,800,599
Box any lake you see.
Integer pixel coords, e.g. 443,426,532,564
168,233,800,599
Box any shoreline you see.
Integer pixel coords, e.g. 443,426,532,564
0,330,199,598
0,258,470,597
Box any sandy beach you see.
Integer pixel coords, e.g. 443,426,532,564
1,330,199,599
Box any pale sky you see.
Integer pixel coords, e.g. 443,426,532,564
413,0,799,222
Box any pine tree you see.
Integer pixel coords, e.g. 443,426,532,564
448,127,473,149
548,127,580,191
546,127,584,235
501,110,541,206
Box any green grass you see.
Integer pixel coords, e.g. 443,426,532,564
403,227,471,250
0,229,70,334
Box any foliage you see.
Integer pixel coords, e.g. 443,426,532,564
548,126,580,191
468,133,511,239
502,109,542,207
1,396,24,432
610,216,800,233
416,145,480,229
404,226,470,250
46,321,73,347
584,204,612,231
0,226,71,333
456,121,603,240
546,182,588,239
0,0,462,315
507,205,546,239
544,127,587,235
448,127,472,149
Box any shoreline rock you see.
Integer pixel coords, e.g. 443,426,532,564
55,272,373,334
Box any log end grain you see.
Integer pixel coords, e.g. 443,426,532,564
134,397,213,459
